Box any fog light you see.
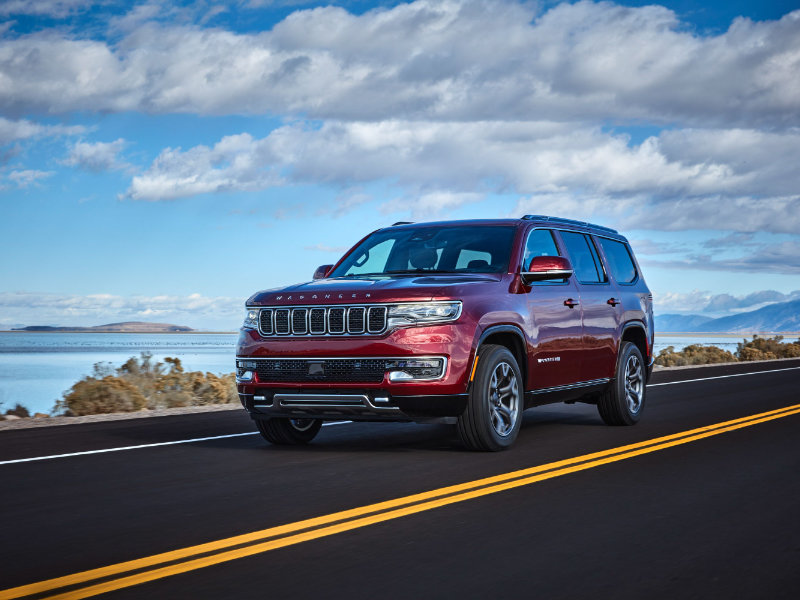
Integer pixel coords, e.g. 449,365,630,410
385,357,446,381
237,370,254,382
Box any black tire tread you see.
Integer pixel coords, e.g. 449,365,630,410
457,344,522,452
256,418,322,445
597,341,644,426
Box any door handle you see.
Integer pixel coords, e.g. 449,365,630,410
564,298,580,308
607,297,621,307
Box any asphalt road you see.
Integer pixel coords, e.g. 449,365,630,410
1,359,799,599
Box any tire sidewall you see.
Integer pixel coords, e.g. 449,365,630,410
615,342,645,424
471,346,523,449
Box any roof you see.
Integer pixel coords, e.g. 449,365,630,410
387,215,620,236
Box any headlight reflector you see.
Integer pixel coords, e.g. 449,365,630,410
386,301,461,329
243,308,259,329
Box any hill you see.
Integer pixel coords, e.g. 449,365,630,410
657,299,800,333
13,321,194,333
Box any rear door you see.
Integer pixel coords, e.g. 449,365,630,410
557,231,621,383
522,228,584,390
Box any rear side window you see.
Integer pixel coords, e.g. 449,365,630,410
598,238,638,283
559,231,607,284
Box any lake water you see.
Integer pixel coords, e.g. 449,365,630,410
0,331,779,415
0,332,239,415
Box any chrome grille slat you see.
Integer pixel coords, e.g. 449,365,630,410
259,309,273,334
291,308,308,334
328,307,346,334
309,308,326,334
347,307,365,334
274,309,290,335
256,304,387,337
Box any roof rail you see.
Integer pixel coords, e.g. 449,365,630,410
521,214,618,234
391,221,414,226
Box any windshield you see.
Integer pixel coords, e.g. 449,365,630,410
329,225,517,278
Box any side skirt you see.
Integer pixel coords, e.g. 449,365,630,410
524,378,611,408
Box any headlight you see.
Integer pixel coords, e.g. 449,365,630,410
242,308,260,329
386,301,461,329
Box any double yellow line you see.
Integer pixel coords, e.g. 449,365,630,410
4,402,800,600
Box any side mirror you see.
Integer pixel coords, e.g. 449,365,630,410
313,264,334,280
521,256,573,284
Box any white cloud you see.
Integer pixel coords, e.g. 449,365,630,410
0,0,99,18
62,138,128,172
127,133,281,200
0,1,798,127
0,291,244,330
4,169,54,188
127,120,800,232
0,117,85,146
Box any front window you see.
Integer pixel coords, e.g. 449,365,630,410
329,225,517,277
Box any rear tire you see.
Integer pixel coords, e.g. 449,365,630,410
597,341,646,426
256,418,322,445
457,344,523,451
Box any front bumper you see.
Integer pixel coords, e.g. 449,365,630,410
239,389,468,423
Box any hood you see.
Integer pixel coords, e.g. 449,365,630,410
248,274,503,306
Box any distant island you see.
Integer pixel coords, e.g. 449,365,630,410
11,321,195,333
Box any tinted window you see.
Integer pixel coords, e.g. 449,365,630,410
559,231,606,284
330,226,516,277
599,238,637,283
523,229,560,268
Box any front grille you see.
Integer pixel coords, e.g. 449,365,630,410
255,358,388,383
255,304,387,337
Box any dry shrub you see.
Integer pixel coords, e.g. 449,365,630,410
736,336,800,361
5,403,31,418
59,376,147,416
55,353,237,415
655,344,737,367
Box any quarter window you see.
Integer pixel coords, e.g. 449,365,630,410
559,231,607,284
598,238,638,283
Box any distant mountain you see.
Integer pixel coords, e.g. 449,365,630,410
13,321,194,333
657,299,800,333
656,314,714,332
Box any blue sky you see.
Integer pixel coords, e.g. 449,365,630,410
1,0,799,330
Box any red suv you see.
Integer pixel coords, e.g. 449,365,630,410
236,215,654,451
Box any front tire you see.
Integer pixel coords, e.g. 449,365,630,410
597,341,646,426
256,418,322,445
457,344,523,451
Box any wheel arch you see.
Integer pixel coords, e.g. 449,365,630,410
474,325,528,390
620,321,649,377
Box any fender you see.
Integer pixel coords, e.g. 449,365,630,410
469,324,529,391
619,320,653,380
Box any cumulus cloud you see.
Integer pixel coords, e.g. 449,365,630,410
0,291,243,329
127,120,800,232
0,117,85,146
127,133,281,200
1,1,798,127
62,138,128,172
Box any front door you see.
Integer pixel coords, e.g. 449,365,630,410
522,228,584,390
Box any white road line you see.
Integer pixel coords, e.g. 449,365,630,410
649,366,800,387
3,365,799,466
0,421,351,466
